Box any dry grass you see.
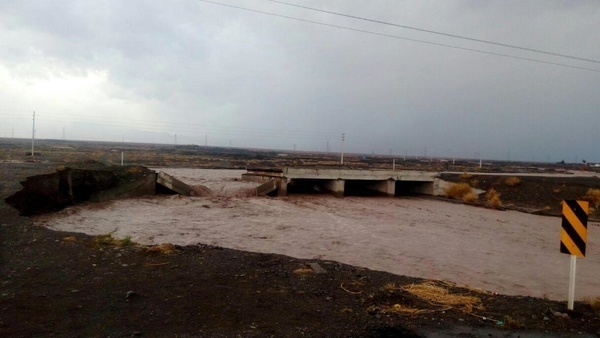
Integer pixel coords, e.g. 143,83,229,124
293,267,314,275
383,283,401,292
402,282,482,313
445,183,473,201
583,189,600,208
460,172,472,179
126,166,143,175
62,236,76,242
462,192,478,203
584,296,600,312
503,315,525,329
469,179,479,187
486,188,502,209
145,243,178,254
93,230,133,247
504,176,521,187
380,304,424,315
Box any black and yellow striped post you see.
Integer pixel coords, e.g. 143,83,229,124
560,200,589,310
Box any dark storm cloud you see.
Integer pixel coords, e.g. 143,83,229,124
1,0,599,161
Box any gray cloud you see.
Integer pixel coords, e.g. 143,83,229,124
1,0,599,162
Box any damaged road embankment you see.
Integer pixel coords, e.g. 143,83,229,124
5,165,157,215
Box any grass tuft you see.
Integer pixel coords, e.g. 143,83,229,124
486,188,502,209
446,183,473,200
93,229,134,247
402,281,482,313
459,172,472,179
503,315,525,329
145,243,178,254
504,176,521,187
584,296,600,312
293,267,314,275
462,192,478,203
583,188,600,208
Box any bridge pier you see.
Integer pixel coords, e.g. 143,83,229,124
324,179,345,197
276,178,288,197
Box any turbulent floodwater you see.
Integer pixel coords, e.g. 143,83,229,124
35,169,600,301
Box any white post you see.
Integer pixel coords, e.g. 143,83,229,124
392,159,396,171
568,255,577,310
121,151,124,166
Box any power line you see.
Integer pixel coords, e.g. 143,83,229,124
197,0,599,73
32,112,339,138
7,113,340,141
267,0,600,65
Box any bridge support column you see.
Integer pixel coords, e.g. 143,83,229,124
325,179,345,197
276,178,288,197
368,179,395,197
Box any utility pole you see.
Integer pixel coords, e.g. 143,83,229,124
340,133,345,165
293,144,296,152
174,134,177,146
62,127,65,140
31,111,35,157
326,140,330,153
205,134,207,146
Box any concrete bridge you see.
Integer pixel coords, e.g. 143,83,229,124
242,167,440,197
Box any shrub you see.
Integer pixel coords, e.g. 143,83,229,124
583,189,600,208
469,179,479,187
486,188,502,209
445,183,473,200
503,315,525,329
93,230,133,247
459,172,472,179
585,296,600,312
462,192,478,203
146,243,178,254
127,166,143,176
504,176,521,187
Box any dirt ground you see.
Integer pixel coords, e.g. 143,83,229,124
2,139,600,337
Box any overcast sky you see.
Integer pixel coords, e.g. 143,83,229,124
1,0,599,162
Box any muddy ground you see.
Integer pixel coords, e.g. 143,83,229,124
2,139,600,337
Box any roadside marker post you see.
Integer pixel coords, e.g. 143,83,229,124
559,200,589,310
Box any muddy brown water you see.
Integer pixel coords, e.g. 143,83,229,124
34,169,600,301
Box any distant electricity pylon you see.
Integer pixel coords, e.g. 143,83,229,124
340,133,345,165
31,111,35,157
